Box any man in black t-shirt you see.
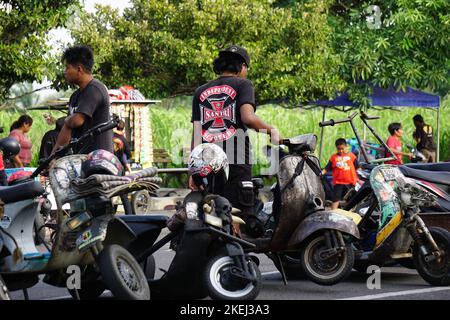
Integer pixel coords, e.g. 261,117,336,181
190,45,281,235
53,45,113,154
412,114,436,162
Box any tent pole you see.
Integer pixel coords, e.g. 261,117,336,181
319,107,326,163
437,107,441,162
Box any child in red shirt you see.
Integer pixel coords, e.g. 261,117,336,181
322,138,359,210
385,123,411,165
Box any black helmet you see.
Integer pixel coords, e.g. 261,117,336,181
0,137,20,158
81,149,124,178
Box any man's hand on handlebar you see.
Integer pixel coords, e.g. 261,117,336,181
270,128,282,146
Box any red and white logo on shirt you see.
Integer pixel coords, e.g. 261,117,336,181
200,85,237,143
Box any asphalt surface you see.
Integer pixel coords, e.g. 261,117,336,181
8,217,450,301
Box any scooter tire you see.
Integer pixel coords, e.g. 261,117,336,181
131,190,152,215
413,227,450,286
140,255,156,280
301,233,354,286
97,244,150,300
33,214,46,245
203,255,261,300
0,275,11,300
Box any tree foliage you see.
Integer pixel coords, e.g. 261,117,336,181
71,0,344,105
0,0,79,102
329,0,450,103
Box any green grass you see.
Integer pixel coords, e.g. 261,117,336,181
150,99,450,177
1,100,449,175
0,110,66,167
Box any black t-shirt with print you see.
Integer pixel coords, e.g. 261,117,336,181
191,76,256,170
68,79,113,154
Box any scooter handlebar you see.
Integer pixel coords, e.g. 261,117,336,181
319,112,358,127
30,117,120,178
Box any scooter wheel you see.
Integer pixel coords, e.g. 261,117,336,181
0,275,11,300
203,255,261,300
413,227,450,286
301,233,354,286
131,190,152,215
97,244,150,300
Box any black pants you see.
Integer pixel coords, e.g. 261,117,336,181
220,165,255,218
331,184,353,202
121,194,134,215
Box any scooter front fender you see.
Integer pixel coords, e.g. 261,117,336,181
76,215,136,252
287,210,360,249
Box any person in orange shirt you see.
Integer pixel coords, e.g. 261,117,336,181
322,138,360,210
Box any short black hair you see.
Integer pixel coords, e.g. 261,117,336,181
213,54,245,75
335,138,347,147
117,119,125,131
388,122,402,135
62,45,94,73
413,114,424,123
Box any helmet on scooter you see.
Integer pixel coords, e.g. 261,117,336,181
81,149,123,178
188,143,229,193
0,137,20,158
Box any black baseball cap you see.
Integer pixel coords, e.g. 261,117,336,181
219,45,250,67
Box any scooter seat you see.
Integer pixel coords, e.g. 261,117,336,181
403,162,450,172
399,166,450,186
118,215,168,228
0,181,45,204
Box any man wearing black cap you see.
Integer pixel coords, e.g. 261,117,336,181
190,45,280,237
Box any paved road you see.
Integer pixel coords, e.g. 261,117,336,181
8,224,450,301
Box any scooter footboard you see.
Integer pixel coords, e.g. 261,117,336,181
287,210,360,248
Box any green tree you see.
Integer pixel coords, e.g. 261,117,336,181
70,0,344,105
0,0,79,103
328,0,450,103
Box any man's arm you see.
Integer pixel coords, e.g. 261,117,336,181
52,113,86,153
191,121,202,150
240,104,280,144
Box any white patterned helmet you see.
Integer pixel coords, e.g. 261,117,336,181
188,143,229,190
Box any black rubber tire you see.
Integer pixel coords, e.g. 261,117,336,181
33,214,46,245
140,255,156,280
97,244,150,300
68,281,105,300
413,227,450,286
301,232,354,286
0,275,10,300
353,261,371,274
203,255,261,300
131,190,152,215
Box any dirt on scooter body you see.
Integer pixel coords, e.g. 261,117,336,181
0,118,151,300
352,165,450,286
240,134,361,286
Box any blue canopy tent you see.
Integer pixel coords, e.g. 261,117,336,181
312,86,442,162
